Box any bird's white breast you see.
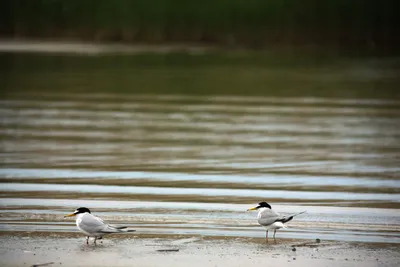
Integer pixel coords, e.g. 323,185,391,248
75,213,92,235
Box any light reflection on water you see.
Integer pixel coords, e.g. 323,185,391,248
1,168,399,188
1,183,400,202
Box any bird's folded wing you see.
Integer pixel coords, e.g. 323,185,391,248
79,214,109,233
257,209,281,226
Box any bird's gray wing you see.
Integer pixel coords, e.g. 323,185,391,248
79,214,131,234
94,217,127,233
257,209,281,226
79,214,109,234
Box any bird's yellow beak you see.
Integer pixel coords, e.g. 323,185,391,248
64,213,76,218
247,206,258,211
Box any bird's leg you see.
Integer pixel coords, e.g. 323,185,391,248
266,230,268,243
86,236,89,245
94,237,97,246
273,229,277,243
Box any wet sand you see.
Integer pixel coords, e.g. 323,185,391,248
0,233,399,267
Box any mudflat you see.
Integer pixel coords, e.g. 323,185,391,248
0,233,399,267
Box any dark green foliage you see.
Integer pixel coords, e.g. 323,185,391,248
1,0,399,47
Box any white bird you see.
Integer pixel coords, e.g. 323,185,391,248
247,202,306,242
64,207,135,245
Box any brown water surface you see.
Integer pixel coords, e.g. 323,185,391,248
1,52,399,243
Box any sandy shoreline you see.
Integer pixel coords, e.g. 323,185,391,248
0,233,399,267
0,39,214,55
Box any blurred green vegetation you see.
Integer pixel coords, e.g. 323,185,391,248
2,52,399,99
1,0,399,48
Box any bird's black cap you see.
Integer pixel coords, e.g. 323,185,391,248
258,202,272,209
74,207,91,214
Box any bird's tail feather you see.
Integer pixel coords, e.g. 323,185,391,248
281,210,307,223
292,210,307,217
117,228,136,233
100,229,136,233
115,227,136,233
109,225,128,230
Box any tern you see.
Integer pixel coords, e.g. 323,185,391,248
247,202,306,242
64,207,135,245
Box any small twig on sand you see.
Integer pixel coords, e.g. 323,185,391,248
156,249,179,252
292,239,322,248
292,243,319,248
31,262,54,267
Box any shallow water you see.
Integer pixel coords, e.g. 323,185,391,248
1,53,400,243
